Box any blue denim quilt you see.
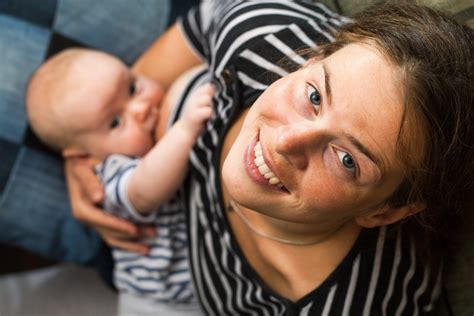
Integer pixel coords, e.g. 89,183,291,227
0,0,197,265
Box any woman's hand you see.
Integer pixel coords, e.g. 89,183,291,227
65,156,155,255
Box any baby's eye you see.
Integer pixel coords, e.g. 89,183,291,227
336,149,356,174
306,84,321,113
110,116,122,129
129,81,137,96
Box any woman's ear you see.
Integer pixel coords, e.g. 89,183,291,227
355,202,426,228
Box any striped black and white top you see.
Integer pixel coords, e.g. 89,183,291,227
173,1,443,315
96,154,196,304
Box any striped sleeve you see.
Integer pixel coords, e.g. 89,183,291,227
97,154,157,224
177,0,225,62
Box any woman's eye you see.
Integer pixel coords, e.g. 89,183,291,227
129,81,137,96
110,116,122,129
306,84,321,113
336,149,356,174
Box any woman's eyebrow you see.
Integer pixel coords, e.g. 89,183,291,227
322,62,332,105
322,62,382,172
345,133,382,171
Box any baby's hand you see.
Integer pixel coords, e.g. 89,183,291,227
180,83,214,138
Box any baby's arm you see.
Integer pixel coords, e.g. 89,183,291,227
127,83,214,214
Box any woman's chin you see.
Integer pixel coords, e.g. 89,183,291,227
222,157,241,194
223,156,252,201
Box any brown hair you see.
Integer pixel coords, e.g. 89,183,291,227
310,3,474,261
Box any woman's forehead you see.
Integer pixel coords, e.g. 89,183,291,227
309,43,406,172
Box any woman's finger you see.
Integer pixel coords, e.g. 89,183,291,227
137,225,157,238
65,156,104,204
64,155,154,253
80,207,140,237
65,159,139,237
101,233,150,255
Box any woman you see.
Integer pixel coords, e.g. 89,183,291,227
67,1,473,314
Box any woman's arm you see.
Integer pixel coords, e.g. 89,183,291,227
132,24,202,89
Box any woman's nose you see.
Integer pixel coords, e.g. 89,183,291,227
275,123,322,170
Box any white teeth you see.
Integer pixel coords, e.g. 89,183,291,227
269,177,280,185
265,172,276,180
258,164,270,175
254,141,283,187
254,156,265,166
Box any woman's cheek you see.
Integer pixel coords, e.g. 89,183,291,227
356,160,381,185
323,147,342,179
301,171,349,214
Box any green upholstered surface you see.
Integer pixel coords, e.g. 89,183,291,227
321,0,474,28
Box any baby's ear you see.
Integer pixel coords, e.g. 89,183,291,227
355,202,425,228
62,147,88,158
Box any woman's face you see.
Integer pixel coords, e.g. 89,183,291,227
223,43,409,228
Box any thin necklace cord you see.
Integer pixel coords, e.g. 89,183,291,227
229,200,345,246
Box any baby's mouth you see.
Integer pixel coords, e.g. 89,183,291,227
254,141,287,191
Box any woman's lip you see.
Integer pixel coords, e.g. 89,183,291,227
244,133,283,191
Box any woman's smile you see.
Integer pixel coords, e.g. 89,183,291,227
244,133,287,192
254,141,283,187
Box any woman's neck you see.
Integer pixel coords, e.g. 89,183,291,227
228,200,352,246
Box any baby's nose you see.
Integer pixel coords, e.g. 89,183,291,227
131,100,153,123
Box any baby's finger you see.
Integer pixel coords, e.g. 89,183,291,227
201,82,215,94
194,82,215,96
195,106,213,121
189,92,214,108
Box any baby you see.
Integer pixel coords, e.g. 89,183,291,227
26,48,212,313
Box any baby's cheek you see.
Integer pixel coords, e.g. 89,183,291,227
123,132,153,157
133,142,153,158
140,136,155,153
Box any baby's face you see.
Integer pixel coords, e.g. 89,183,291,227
61,52,164,159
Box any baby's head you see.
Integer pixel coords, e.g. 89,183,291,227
26,48,164,160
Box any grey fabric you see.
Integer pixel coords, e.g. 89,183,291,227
118,293,203,316
0,264,117,316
